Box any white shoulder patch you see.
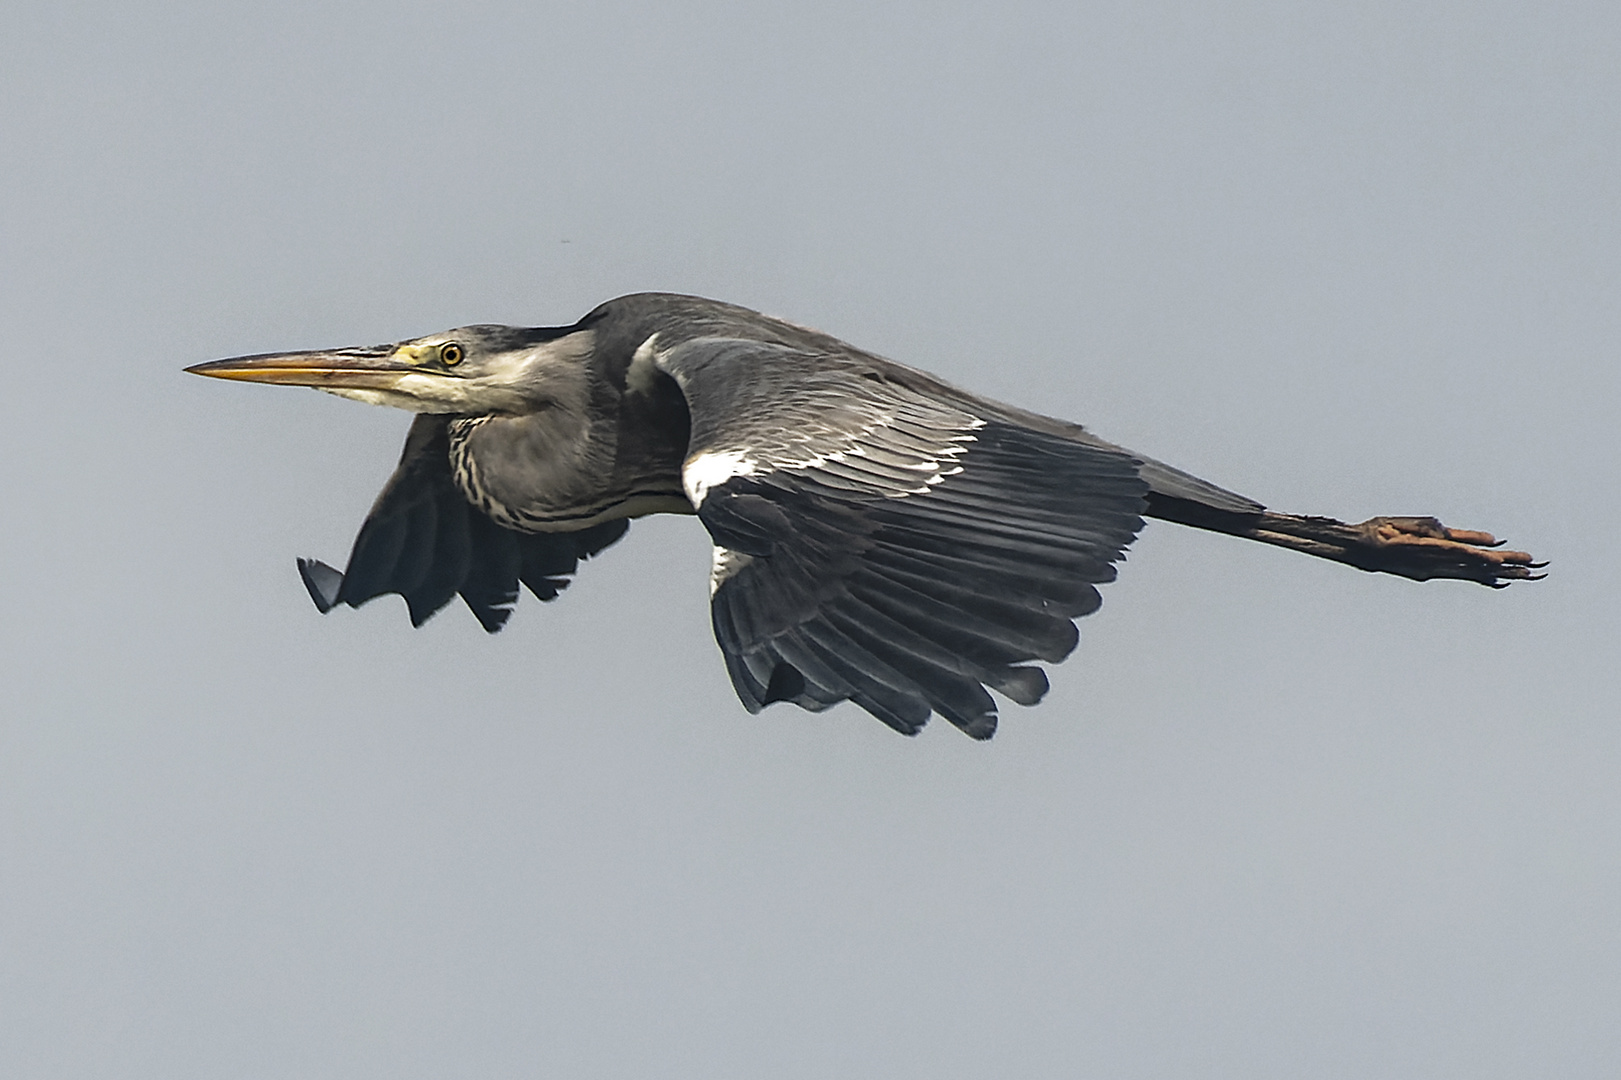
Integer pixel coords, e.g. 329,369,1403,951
625,333,662,395
683,449,757,507
709,545,754,595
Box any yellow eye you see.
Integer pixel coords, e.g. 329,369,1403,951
439,342,465,366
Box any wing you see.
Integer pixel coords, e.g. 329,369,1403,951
654,337,1148,739
297,414,629,631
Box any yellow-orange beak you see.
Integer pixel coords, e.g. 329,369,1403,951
185,345,415,391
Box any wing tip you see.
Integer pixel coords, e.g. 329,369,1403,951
988,665,1049,707
296,558,344,613
463,595,517,634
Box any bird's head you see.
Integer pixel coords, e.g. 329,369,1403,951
186,325,595,415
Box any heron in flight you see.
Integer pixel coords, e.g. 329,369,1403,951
188,293,1540,739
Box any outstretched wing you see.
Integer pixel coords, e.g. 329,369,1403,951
297,414,629,631
654,337,1148,739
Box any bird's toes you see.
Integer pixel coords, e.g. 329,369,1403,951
1362,516,1543,579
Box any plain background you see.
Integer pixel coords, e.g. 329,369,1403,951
2,2,1616,1077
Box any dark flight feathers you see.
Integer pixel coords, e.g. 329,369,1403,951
655,338,1149,739
697,422,1146,738
297,414,628,632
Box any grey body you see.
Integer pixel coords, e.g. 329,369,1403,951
188,293,1540,739
455,294,1258,530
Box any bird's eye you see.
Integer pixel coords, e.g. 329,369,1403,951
439,342,465,366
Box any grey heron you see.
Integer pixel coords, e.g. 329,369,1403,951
188,293,1541,739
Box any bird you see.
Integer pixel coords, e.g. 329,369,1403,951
187,292,1541,739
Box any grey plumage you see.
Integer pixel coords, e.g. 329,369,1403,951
188,292,1542,739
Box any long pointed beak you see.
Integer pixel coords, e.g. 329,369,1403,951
185,345,414,390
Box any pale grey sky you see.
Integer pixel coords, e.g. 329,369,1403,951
2,2,1617,1077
